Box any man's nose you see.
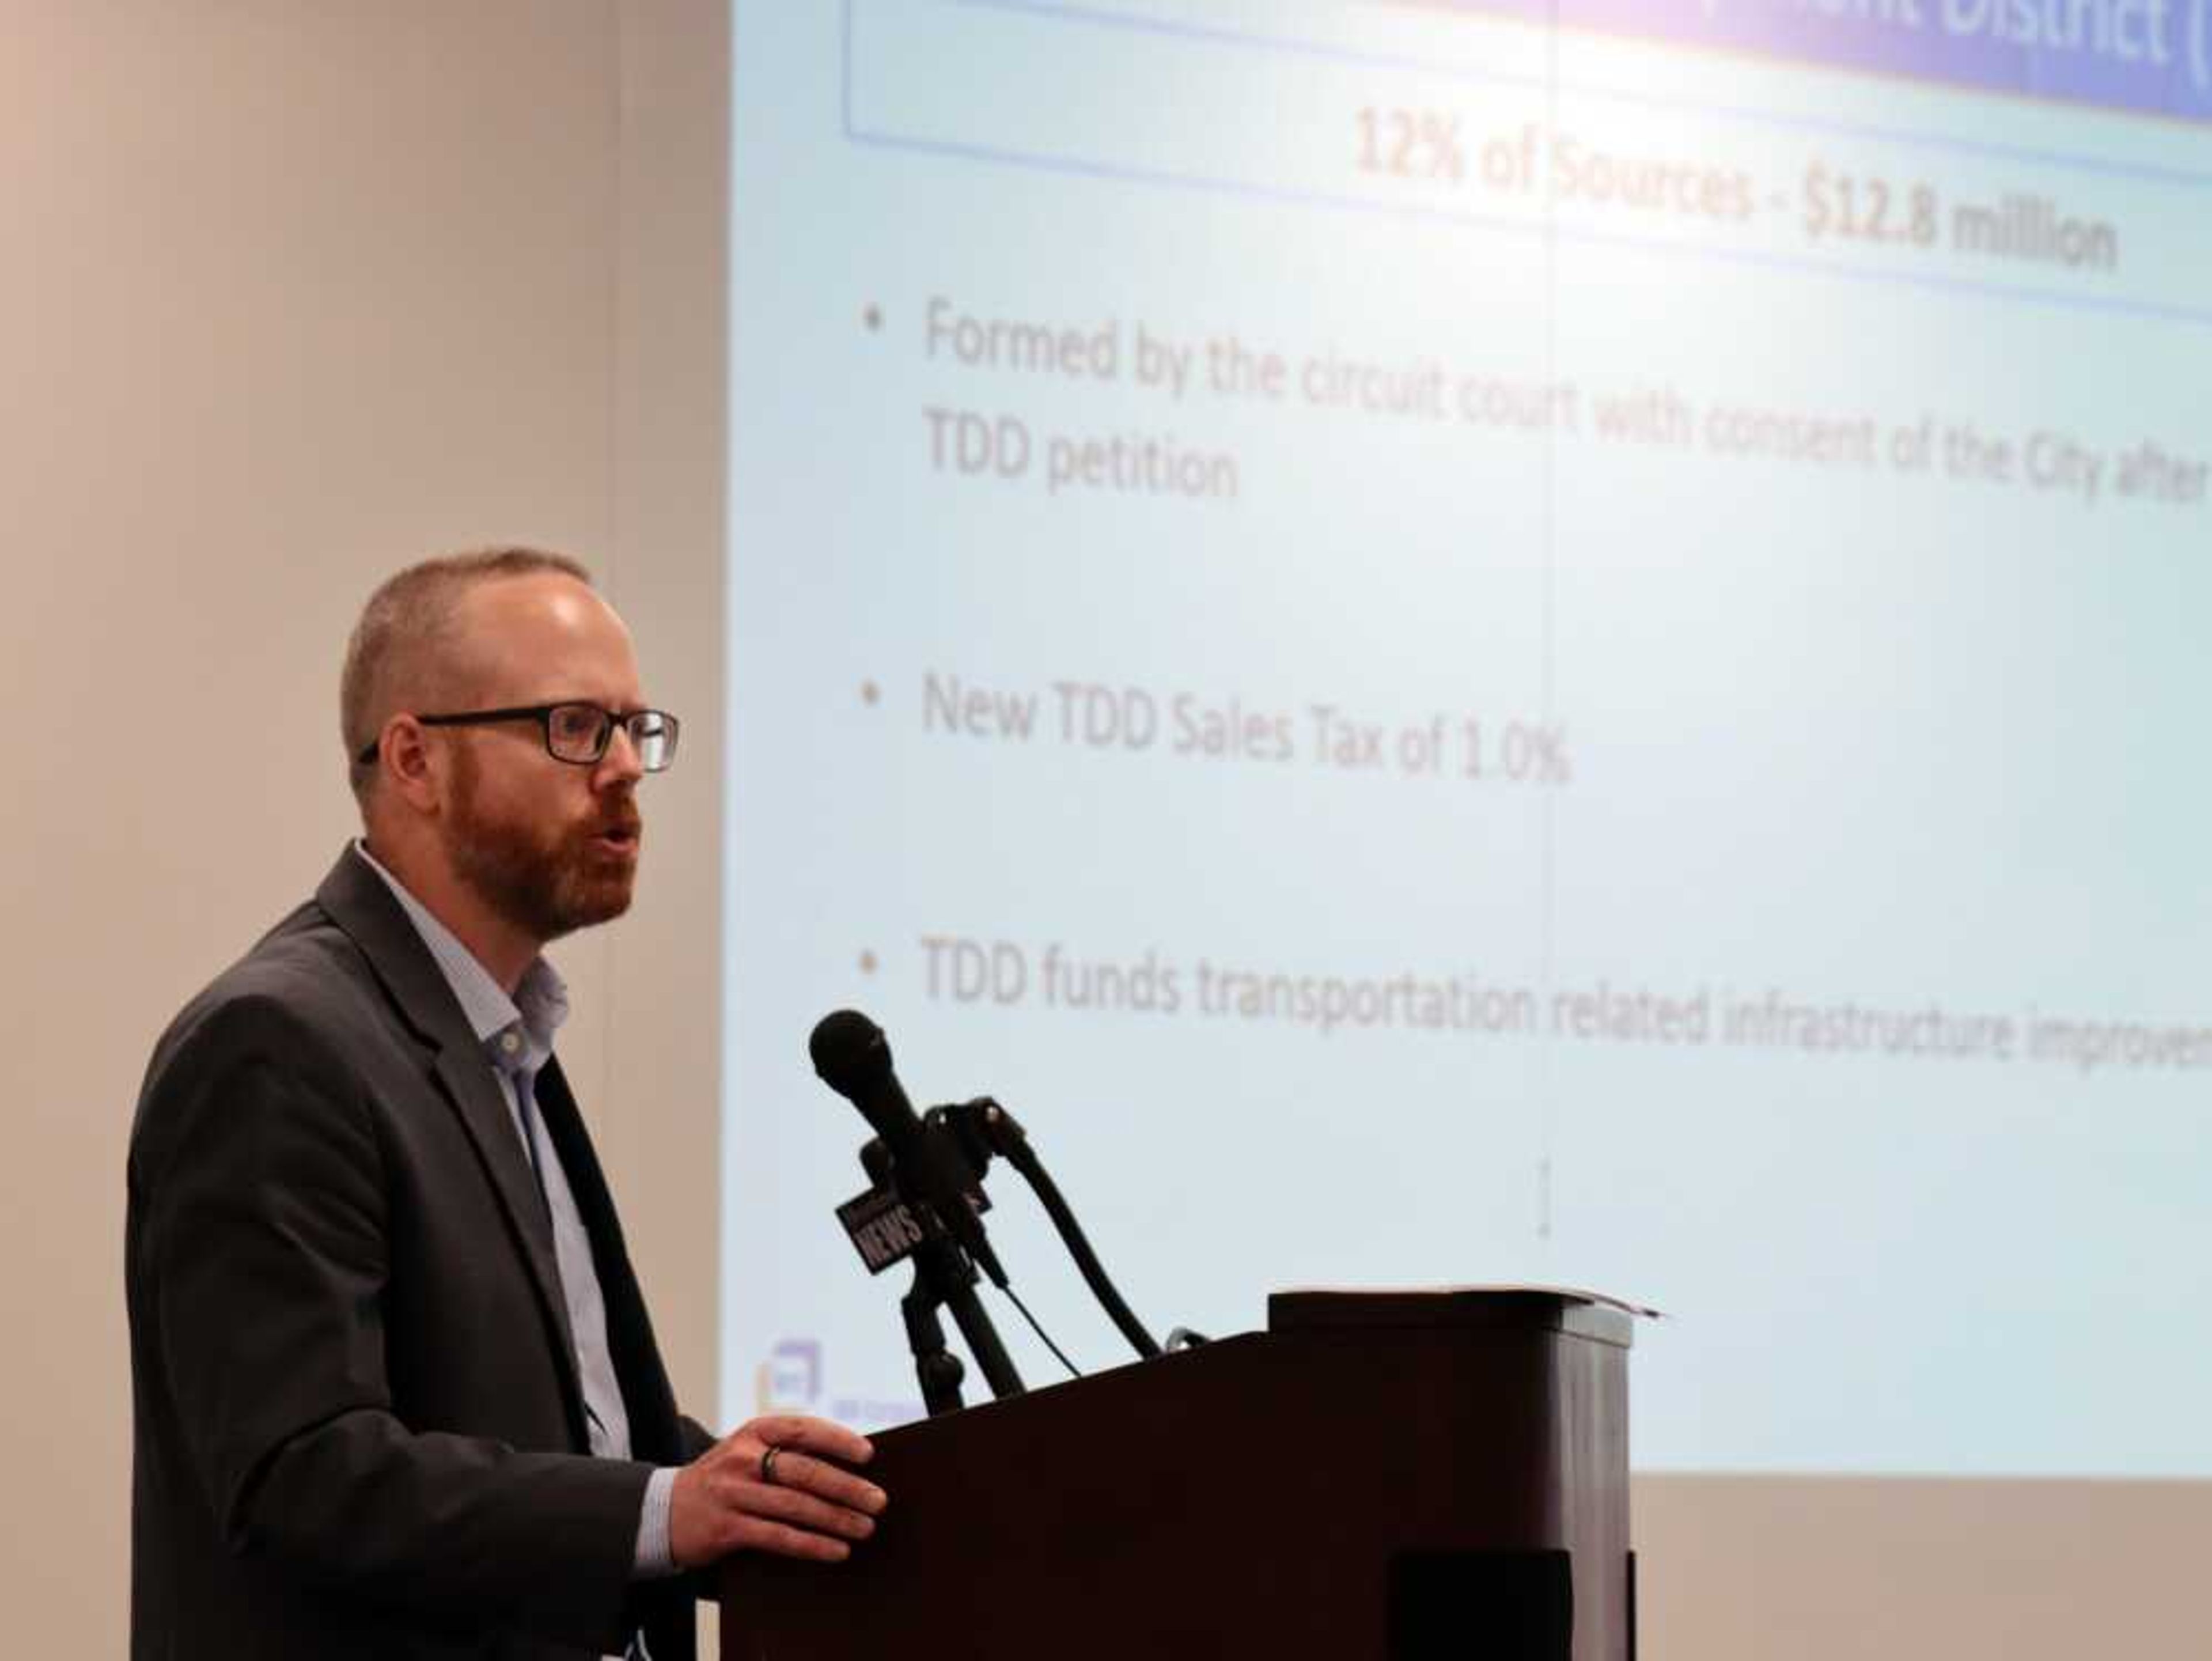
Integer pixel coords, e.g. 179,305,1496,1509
596,721,647,784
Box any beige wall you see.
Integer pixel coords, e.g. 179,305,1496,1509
4,4,2205,1658
0,1,724,1652
1636,1473,2212,1659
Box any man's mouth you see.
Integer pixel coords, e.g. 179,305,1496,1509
590,818,642,854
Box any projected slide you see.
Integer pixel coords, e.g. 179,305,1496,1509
724,0,2212,1475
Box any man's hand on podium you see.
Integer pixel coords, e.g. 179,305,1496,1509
669,1414,887,1567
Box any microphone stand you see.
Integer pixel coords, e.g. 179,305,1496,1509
847,1095,1165,1414
856,1140,1025,1416
902,1231,1024,1415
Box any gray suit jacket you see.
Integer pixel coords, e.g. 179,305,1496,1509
127,848,708,1659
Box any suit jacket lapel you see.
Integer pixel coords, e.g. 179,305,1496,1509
533,1058,684,1464
313,847,589,1447
533,1059,698,1661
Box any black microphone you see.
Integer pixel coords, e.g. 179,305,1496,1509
809,1009,1009,1288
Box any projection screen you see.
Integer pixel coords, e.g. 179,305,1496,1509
720,0,2212,1505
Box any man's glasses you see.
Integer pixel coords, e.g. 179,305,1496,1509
355,703,681,771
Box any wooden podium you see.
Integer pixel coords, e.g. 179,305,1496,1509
719,1288,1639,1660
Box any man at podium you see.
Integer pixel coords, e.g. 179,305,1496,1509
126,550,885,1659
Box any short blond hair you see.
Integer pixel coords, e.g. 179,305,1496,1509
340,546,593,804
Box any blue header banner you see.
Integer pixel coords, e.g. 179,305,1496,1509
1410,0,2212,124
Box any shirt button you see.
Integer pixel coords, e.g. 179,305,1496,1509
499,1032,521,1055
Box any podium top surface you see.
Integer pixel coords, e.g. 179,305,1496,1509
1267,1285,1655,1348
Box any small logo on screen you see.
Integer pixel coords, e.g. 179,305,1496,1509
755,1338,822,1411
752,1336,925,1429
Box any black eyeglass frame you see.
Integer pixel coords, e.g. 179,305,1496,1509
354,702,681,770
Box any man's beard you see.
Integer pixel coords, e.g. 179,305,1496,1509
444,745,642,946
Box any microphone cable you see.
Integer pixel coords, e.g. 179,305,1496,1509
998,1283,1084,1381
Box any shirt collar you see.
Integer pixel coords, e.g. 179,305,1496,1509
352,840,569,1066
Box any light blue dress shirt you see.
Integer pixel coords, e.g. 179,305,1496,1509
357,843,679,1585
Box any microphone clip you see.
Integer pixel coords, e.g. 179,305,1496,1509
834,1132,994,1278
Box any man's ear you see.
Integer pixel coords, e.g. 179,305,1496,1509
379,716,444,812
